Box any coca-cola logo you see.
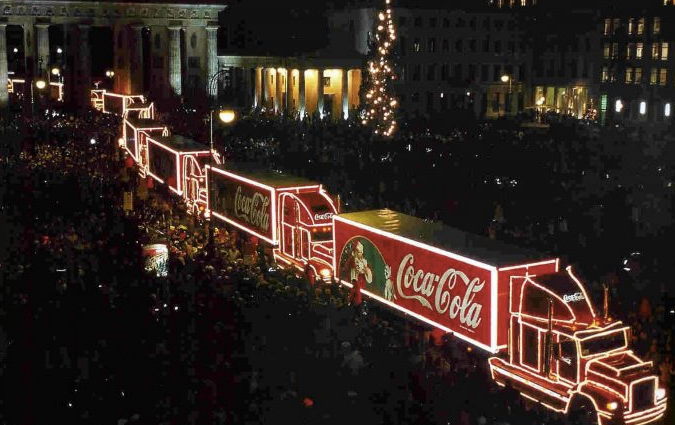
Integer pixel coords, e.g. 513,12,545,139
234,186,270,232
563,292,584,303
314,212,333,221
395,253,485,330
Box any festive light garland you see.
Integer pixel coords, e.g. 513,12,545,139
362,0,398,137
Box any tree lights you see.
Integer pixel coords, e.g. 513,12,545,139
362,0,398,137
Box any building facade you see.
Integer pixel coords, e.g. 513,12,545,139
216,55,363,121
0,0,225,110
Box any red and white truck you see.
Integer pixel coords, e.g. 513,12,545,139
332,209,667,425
206,163,338,281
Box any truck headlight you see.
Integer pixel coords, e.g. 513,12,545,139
656,388,666,401
320,268,331,279
606,402,618,411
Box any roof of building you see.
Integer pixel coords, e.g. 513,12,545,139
337,209,549,267
219,162,322,189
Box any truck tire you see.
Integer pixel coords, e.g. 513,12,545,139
568,396,599,425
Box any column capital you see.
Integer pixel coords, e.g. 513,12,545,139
168,25,182,32
205,26,219,32
0,23,6,29
35,23,50,29
78,24,90,29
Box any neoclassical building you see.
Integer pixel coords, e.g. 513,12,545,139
216,55,363,120
0,0,226,109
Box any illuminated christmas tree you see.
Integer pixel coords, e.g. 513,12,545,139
362,0,398,138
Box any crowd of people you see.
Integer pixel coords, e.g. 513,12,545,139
1,100,673,425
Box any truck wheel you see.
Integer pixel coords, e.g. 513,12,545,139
568,396,599,425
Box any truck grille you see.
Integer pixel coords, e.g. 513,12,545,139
632,379,655,412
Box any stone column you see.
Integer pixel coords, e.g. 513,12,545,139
298,69,306,119
275,69,282,113
79,25,91,111
0,24,8,109
285,68,292,113
317,68,325,118
261,67,268,108
205,26,218,100
254,67,261,107
23,24,36,109
131,25,144,94
36,24,50,78
168,26,182,97
341,69,349,120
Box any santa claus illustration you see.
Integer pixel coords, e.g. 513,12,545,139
343,240,372,306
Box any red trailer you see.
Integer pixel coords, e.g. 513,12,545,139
333,209,558,352
206,163,338,280
144,134,213,213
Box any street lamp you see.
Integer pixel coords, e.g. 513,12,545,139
31,78,47,116
105,70,115,78
207,68,237,256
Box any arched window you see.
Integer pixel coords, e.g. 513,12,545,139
190,33,197,49
154,33,161,50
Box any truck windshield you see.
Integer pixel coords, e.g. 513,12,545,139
580,330,626,356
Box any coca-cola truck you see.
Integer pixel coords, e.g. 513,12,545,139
206,163,338,281
122,117,165,165
332,209,667,425
144,134,213,214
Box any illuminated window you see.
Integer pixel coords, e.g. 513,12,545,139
603,43,610,59
601,66,609,82
611,43,619,58
427,38,436,53
413,39,420,53
662,42,669,60
604,18,611,35
653,17,661,35
628,18,635,35
660,69,668,86
635,67,642,83
615,99,623,112
626,67,634,84
627,43,634,59
652,43,660,59
651,68,658,85
665,103,671,117
521,0,526,5
636,43,643,59
639,101,647,115
638,18,644,35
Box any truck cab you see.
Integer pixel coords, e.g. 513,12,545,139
489,266,667,425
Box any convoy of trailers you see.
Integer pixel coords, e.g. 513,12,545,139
106,91,666,425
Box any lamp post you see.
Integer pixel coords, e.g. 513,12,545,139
501,74,512,117
207,69,237,256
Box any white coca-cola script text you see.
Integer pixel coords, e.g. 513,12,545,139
314,212,334,221
395,254,485,329
234,186,270,232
